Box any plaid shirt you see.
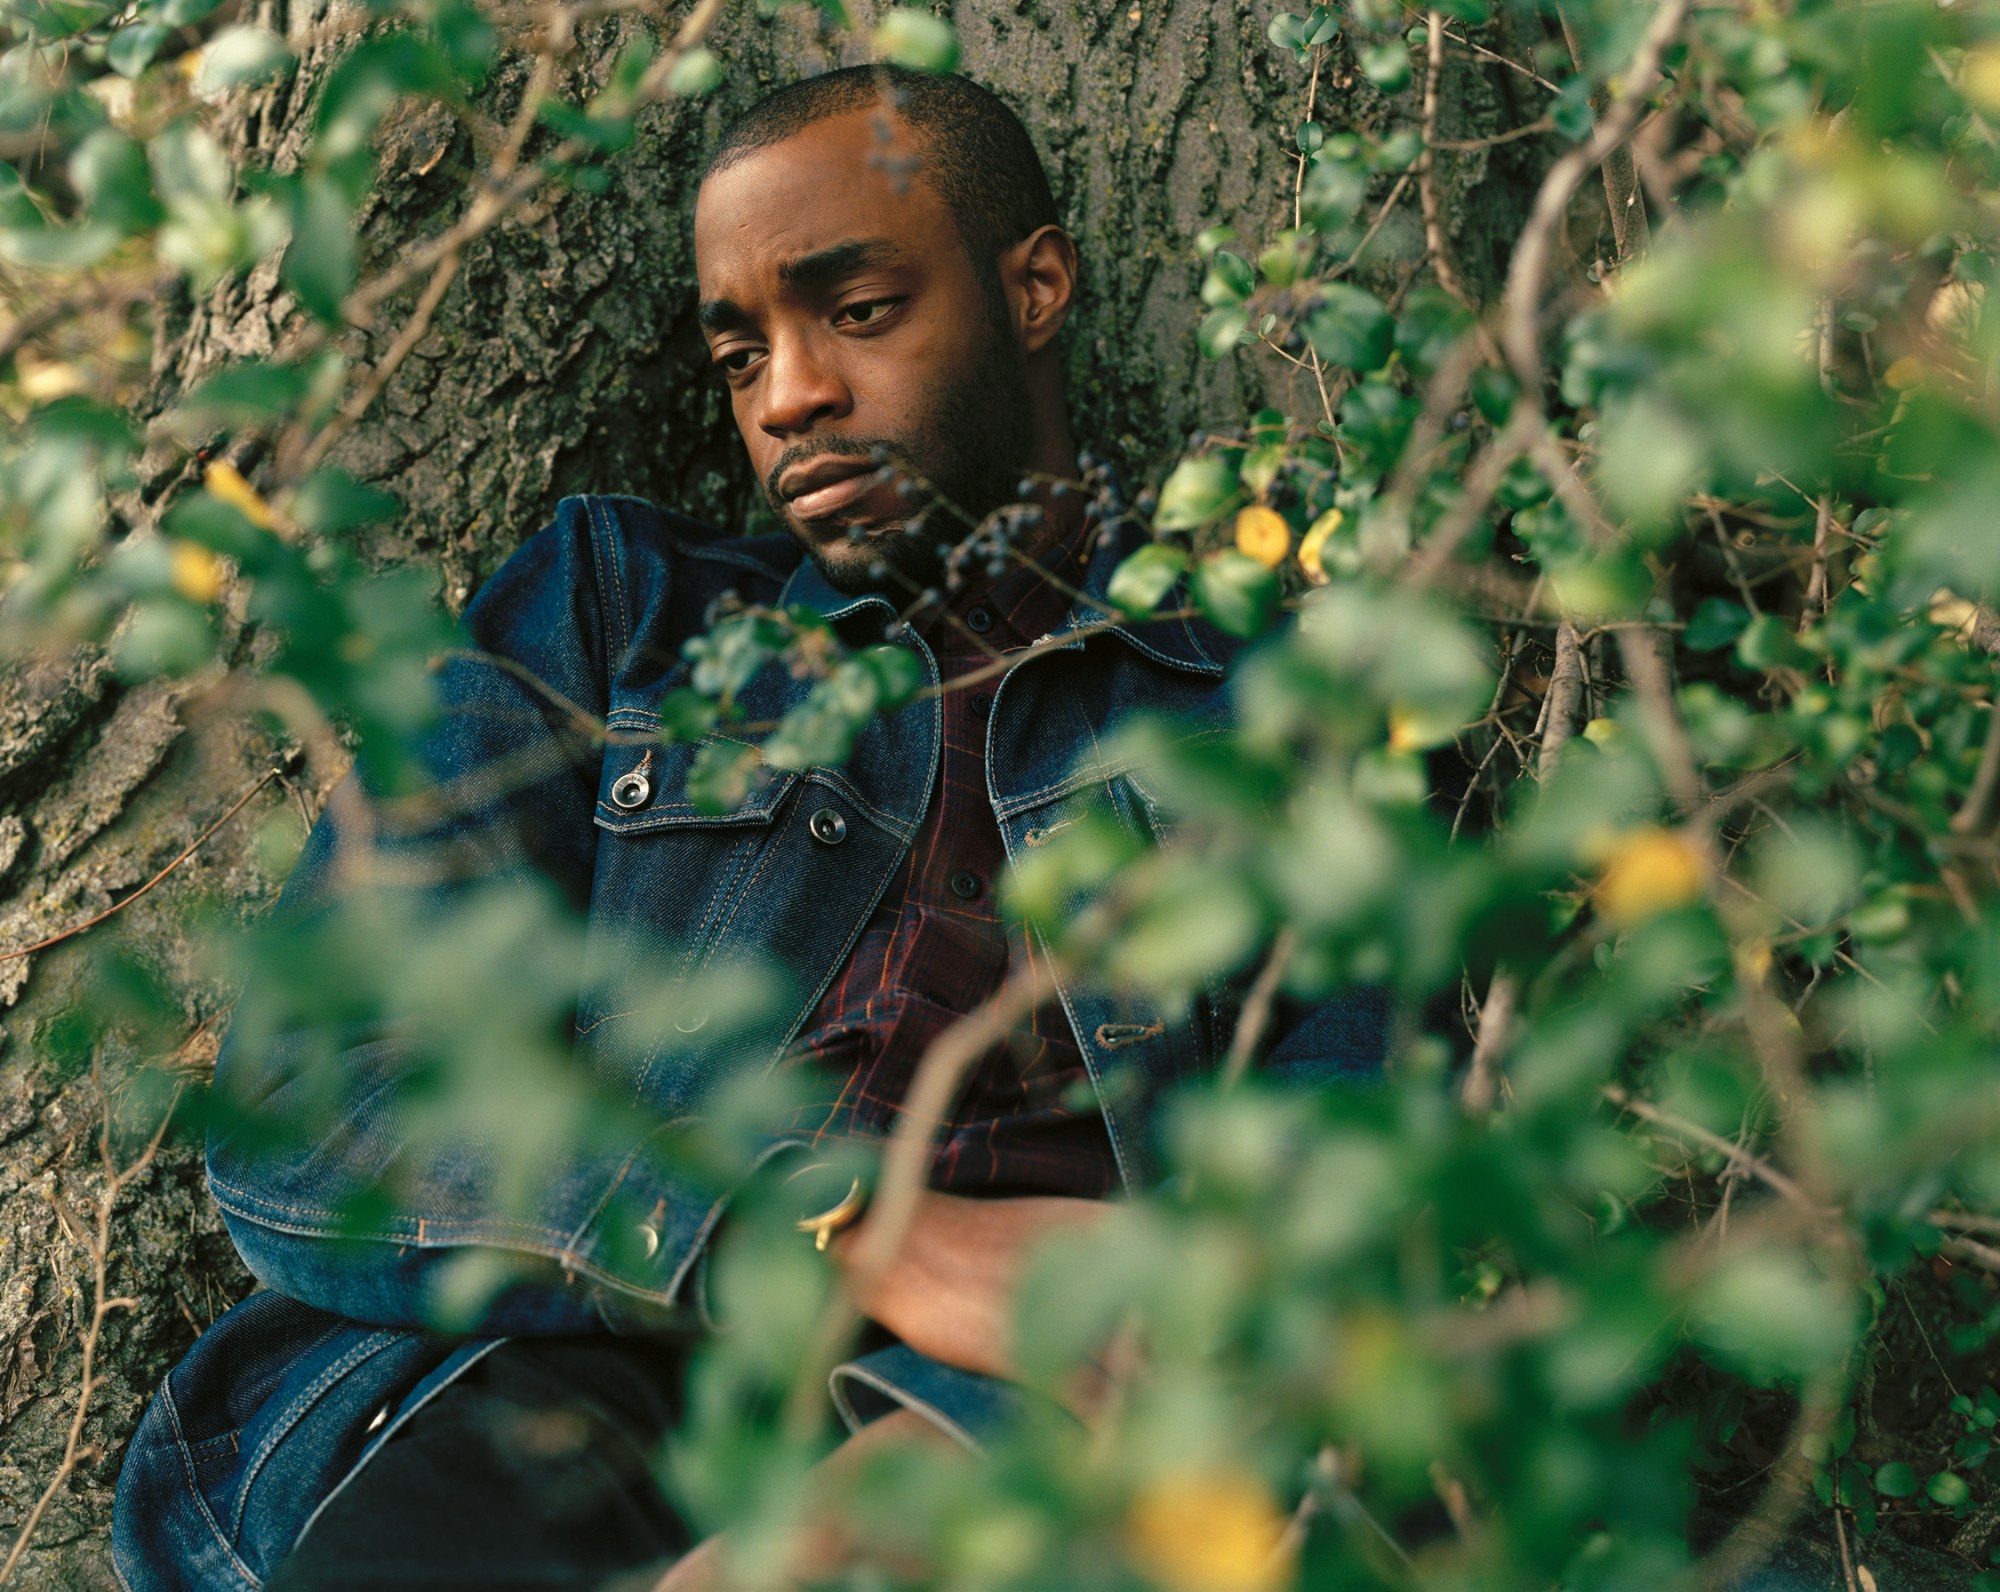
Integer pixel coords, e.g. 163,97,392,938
779,522,1120,1200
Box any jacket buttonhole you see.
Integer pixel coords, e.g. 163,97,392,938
1025,816,1078,848
1094,1021,1164,1049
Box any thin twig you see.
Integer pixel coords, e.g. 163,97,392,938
0,1058,179,1585
1221,928,1299,1090
1,763,289,962
1420,11,1470,305
1603,1087,1821,1220
1459,968,1516,1114
1540,618,1586,777
1501,0,1690,393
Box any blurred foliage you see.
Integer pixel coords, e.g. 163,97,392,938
11,0,2000,1585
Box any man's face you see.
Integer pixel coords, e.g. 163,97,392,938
694,105,1035,596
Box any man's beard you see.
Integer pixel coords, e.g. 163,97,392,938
763,314,1037,599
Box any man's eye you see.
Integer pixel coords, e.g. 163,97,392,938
838,298,900,327
714,346,761,374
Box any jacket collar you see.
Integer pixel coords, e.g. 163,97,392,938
776,503,1225,680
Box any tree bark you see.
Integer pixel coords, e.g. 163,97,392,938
0,2,1537,1578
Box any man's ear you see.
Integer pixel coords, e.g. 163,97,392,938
1002,224,1078,355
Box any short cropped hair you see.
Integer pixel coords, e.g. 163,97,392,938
700,65,1061,286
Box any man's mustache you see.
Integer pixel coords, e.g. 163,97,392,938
764,438,902,510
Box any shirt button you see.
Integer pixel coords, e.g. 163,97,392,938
965,607,994,634
949,870,983,900
970,692,992,717
808,807,847,845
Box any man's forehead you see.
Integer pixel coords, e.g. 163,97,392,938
693,108,945,278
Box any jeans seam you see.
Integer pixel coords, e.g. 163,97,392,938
157,1376,265,1590
231,1331,404,1541
286,1337,509,1561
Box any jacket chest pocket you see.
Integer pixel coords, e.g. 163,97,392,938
577,727,801,1071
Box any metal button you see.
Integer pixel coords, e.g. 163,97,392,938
970,692,992,717
808,807,847,845
636,1223,660,1259
965,607,994,634
950,870,982,900
674,1010,708,1034
610,772,650,809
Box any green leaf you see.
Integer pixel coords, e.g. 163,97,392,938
1305,284,1394,373
1553,76,1595,141
1266,11,1305,51
664,47,723,97
156,0,226,27
112,598,215,680
1299,157,1366,232
70,128,162,234
107,21,171,76
0,220,121,269
657,688,721,743
1193,550,1280,637
175,360,313,426
1928,1471,1972,1509
195,25,293,94
315,36,457,167
686,740,761,814
1393,285,1472,376
856,643,923,708
291,469,399,534
1200,249,1256,307
150,122,232,204
1684,598,1750,652
1734,612,1811,672
1874,1461,1918,1498
1296,120,1324,154
1107,544,1188,615
1359,40,1412,93
1153,455,1239,531
1197,306,1249,359
283,173,357,325
873,9,958,72
1193,224,1238,259
1303,6,1338,44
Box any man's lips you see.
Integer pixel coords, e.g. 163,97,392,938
782,459,878,521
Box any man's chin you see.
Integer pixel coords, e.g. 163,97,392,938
800,520,943,598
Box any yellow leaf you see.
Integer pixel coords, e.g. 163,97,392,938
16,353,87,402
1593,826,1708,926
1297,508,1342,586
1127,1468,1290,1592
1233,505,1291,570
204,461,275,529
1883,355,1925,390
1388,701,1463,752
1964,43,2000,116
170,541,226,604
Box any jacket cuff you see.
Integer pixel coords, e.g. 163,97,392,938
828,1343,1052,1456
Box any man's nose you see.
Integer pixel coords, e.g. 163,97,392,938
754,330,852,438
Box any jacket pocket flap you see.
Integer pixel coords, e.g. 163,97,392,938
593,728,796,832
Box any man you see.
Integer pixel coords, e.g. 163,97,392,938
112,64,1384,1592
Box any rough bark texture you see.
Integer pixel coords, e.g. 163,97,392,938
0,3,1544,1581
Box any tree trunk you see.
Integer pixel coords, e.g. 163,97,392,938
0,2,1539,1579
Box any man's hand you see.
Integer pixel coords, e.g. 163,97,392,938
645,1409,955,1592
829,1191,1106,1388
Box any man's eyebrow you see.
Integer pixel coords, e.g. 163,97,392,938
697,297,748,334
697,238,907,335
777,237,904,294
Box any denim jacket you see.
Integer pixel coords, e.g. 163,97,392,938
112,494,1387,1591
